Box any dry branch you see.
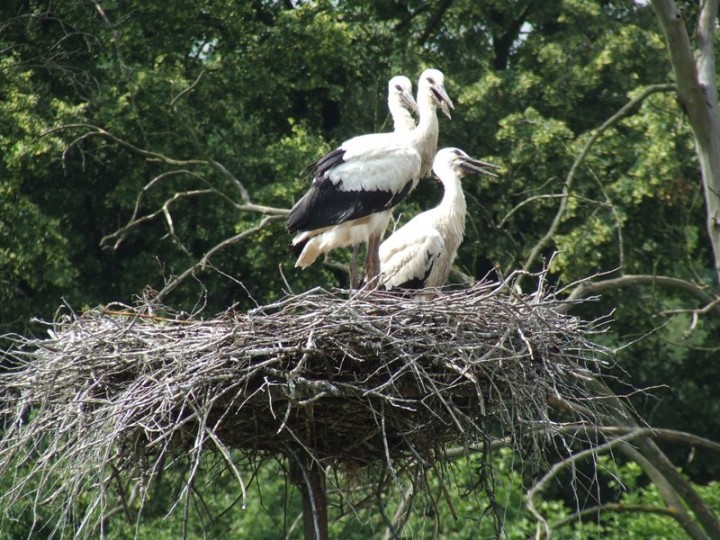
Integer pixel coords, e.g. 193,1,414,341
0,276,612,535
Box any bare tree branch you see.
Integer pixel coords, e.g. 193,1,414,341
168,72,253,203
51,122,258,205
637,434,720,539
565,273,720,316
155,215,284,302
618,444,709,540
49,124,290,257
519,84,676,282
527,430,652,540
547,367,720,540
381,473,421,540
103,187,215,251
550,502,678,531
579,372,720,540
554,424,720,454
499,193,613,229
50,123,208,166
98,167,288,251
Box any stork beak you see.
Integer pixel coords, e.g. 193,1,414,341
400,90,419,115
431,85,454,119
458,156,501,177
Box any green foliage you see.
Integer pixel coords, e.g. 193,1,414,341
8,447,714,540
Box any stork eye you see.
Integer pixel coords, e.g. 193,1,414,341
426,77,435,85
395,84,403,91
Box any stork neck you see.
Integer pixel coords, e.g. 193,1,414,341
411,91,440,177
414,94,438,138
439,176,465,214
389,101,415,133
437,175,467,256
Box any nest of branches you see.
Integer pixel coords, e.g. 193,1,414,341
0,276,612,534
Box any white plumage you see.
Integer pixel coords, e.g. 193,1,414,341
387,75,417,133
346,75,418,287
378,148,499,291
411,69,453,179
287,69,454,283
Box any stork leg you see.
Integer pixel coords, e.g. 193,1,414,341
349,245,360,289
370,234,381,282
364,233,381,290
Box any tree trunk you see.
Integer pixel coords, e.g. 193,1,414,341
652,0,720,286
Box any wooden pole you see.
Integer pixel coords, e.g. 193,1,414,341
289,451,328,540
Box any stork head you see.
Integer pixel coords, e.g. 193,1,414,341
388,75,418,116
418,68,454,119
434,147,500,180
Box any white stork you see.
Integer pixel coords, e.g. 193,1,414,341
377,148,499,291
345,75,418,287
287,69,454,284
412,69,453,179
387,75,418,133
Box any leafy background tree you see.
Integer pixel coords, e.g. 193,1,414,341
1,0,719,537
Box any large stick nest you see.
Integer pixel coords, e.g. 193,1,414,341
0,277,611,533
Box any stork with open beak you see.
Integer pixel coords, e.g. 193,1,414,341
287,69,454,286
377,148,499,291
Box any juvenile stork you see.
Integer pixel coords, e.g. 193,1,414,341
387,75,418,133
377,148,499,291
287,69,454,284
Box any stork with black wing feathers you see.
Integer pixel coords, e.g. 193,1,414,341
287,69,453,285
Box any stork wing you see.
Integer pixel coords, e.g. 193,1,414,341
288,135,420,233
379,226,445,290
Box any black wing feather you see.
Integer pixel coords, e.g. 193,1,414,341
287,177,414,233
303,147,346,178
287,178,390,233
